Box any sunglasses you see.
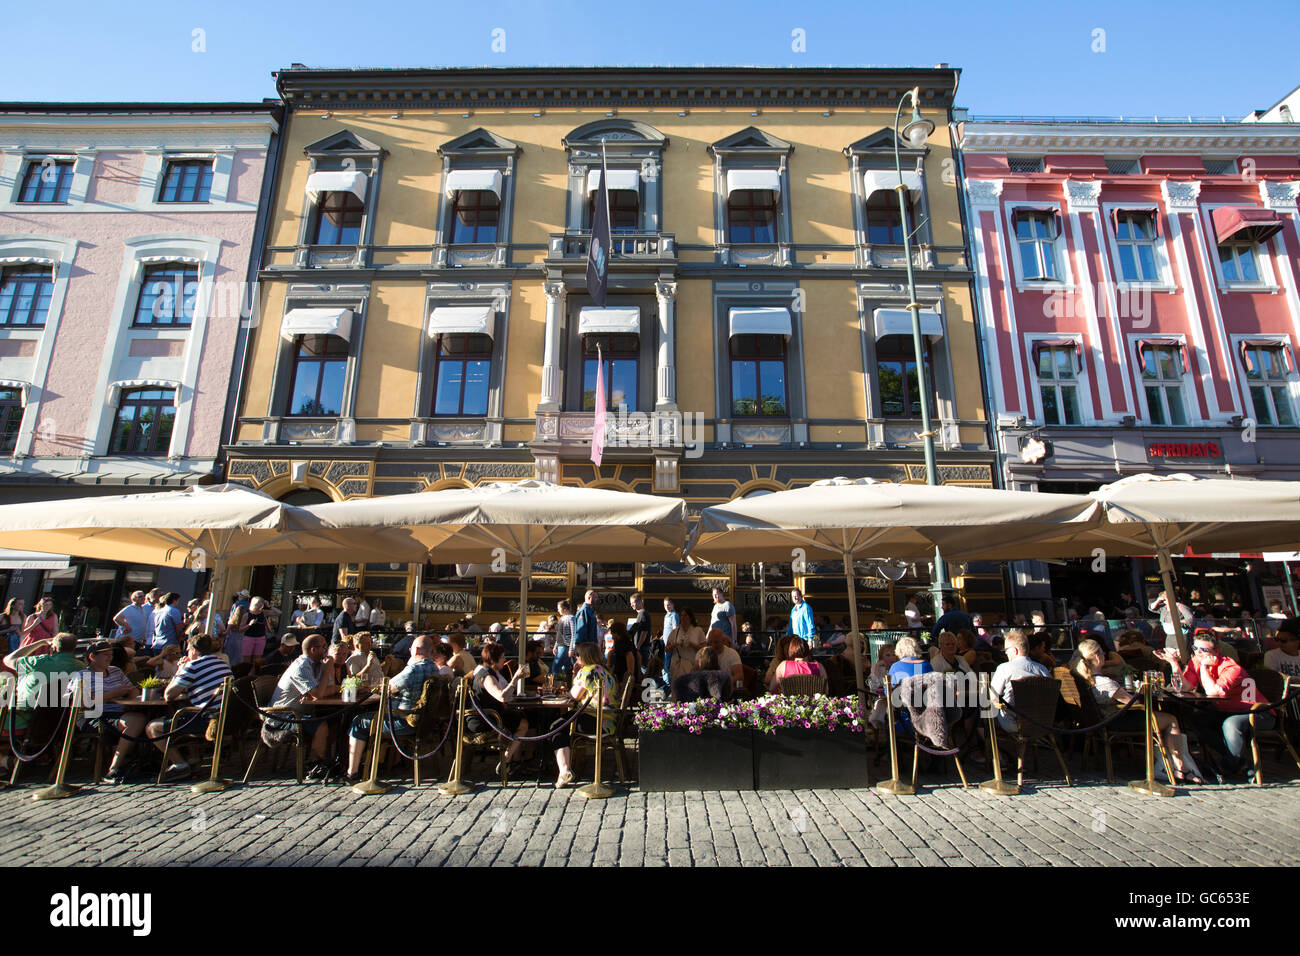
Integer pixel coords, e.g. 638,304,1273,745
1193,645,1216,655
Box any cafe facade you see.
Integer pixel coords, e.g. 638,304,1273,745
223,65,1000,629
959,117,1300,612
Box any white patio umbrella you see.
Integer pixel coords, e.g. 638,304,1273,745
304,480,689,675
689,477,1102,698
1085,474,1300,655
0,484,426,635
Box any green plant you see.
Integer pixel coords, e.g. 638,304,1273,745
341,675,364,690
139,676,166,690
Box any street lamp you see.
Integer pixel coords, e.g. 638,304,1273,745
893,86,949,617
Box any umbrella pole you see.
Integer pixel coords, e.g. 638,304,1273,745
518,555,531,692
843,553,866,704
205,559,224,637
1157,549,1187,658
759,562,766,648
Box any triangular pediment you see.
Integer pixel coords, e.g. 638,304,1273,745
439,127,521,155
303,129,383,155
712,126,793,153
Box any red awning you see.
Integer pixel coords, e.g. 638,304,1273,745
1212,206,1285,245
1110,207,1162,239
1136,337,1187,370
1012,205,1061,236
1032,337,1083,369
1239,338,1294,372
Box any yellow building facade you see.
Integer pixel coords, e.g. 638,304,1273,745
226,67,998,628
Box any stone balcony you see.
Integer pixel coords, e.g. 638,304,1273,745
546,232,676,263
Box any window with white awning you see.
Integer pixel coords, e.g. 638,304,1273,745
872,307,943,341
304,170,369,205
725,169,782,196
428,305,495,340
863,169,923,198
578,306,640,335
728,307,792,338
280,307,354,342
444,169,503,199
585,168,640,193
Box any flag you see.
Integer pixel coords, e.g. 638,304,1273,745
586,142,611,308
591,343,606,468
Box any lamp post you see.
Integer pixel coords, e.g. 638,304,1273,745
893,87,950,616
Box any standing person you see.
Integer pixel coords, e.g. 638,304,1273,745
332,597,358,643
572,590,599,648
229,589,250,622
21,596,59,647
147,593,183,655
368,598,386,630
626,592,652,667
904,594,923,630
788,588,815,642
553,600,575,679
660,599,680,685
1149,588,1194,646
0,598,24,653
300,596,325,629
354,596,371,628
667,607,706,683
710,587,737,648
242,597,271,661
111,592,150,647
930,595,973,641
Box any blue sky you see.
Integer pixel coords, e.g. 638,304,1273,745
4,0,1297,118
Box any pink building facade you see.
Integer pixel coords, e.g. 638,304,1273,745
0,104,279,617
960,119,1300,611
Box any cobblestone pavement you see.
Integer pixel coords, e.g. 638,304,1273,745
3,764,1299,866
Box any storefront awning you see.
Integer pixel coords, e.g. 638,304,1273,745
428,305,494,339
729,307,792,338
280,307,354,342
444,169,503,199
863,169,923,198
872,307,943,341
1212,206,1285,245
578,306,640,335
585,168,640,193
0,548,69,570
726,169,782,196
305,170,368,205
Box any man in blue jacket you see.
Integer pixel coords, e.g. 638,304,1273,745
572,589,599,647
788,589,816,641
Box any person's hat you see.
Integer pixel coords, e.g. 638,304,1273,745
279,635,300,647
85,640,112,657
1278,618,1300,639
237,589,250,598
489,622,502,633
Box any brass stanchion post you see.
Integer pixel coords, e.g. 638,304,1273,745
439,676,474,796
578,689,614,800
33,681,83,801
1128,678,1174,797
979,671,1018,796
352,679,391,796
875,676,914,795
0,677,15,790
193,676,234,794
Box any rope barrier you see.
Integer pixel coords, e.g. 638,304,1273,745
466,692,588,744
111,695,221,744
226,690,370,727
5,702,71,763
995,686,1145,735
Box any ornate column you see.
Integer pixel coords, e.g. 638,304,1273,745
539,279,566,413
654,278,678,411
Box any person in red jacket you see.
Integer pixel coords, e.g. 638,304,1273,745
1157,636,1272,782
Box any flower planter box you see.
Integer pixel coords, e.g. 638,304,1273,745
637,728,756,792
752,727,871,791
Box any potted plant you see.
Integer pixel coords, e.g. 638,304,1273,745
139,676,166,702
634,699,755,792
340,675,364,703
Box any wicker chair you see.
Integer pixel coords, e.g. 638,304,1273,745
995,676,1073,787
572,675,636,783
383,675,453,786
897,672,969,789
454,676,512,786
1247,669,1300,785
1068,672,1172,784
777,673,829,697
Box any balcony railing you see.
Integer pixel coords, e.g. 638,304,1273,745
547,232,676,262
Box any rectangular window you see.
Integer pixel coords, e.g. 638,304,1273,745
287,335,349,417
18,159,74,203
0,267,53,327
133,264,198,327
727,189,778,244
1007,157,1044,173
1202,158,1237,176
1243,345,1296,427
450,190,500,244
1015,211,1059,281
312,192,365,245
865,191,912,245
1036,345,1082,425
1141,345,1188,426
1105,158,1140,175
582,333,639,411
1114,211,1161,282
0,388,22,454
730,334,787,417
587,189,639,234
433,333,492,416
109,388,175,456
876,336,935,418
1218,243,1260,283
158,160,214,203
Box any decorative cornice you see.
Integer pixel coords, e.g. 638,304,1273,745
275,66,960,112
1064,179,1102,213
960,121,1300,154
1161,180,1202,211
965,178,1003,208
1262,179,1300,212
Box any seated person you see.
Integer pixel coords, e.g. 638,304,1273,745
68,640,144,783
458,643,529,775
344,635,445,783
1156,637,1272,782
3,633,82,732
391,620,417,659
1025,630,1058,672
549,642,615,789
429,642,453,678
706,628,744,689
263,634,340,779
145,644,183,681
954,630,979,670
887,636,932,687
262,635,302,669
1114,629,1166,676
929,630,973,675
671,648,733,703
523,639,550,688
1263,620,1300,680
446,633,476,678
988,631,1049,733
146,634,232,781
346,632,384,689
769,636,826,692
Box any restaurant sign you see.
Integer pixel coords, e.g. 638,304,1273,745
1146,440,1223,461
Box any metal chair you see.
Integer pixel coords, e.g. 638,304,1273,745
996,676,1073,787
897,672,969,789
383,676,453,785
242,675,307,784
1247,669,1300,785
572,675,636,783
